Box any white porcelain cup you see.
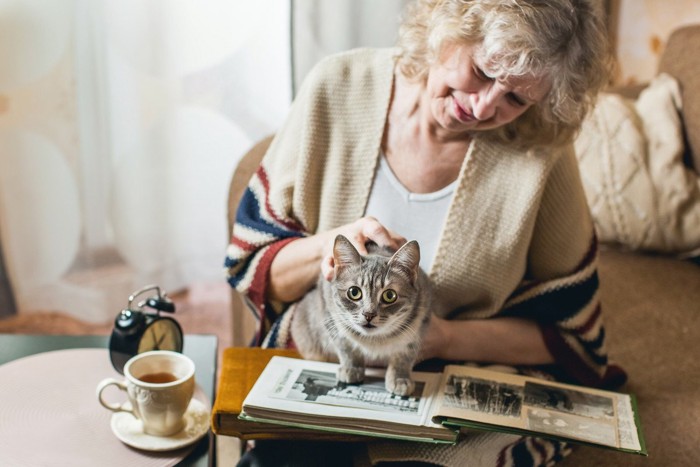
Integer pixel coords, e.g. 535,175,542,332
97,350,195,437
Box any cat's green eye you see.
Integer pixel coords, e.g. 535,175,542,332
347,286,363,301
381,289,397,304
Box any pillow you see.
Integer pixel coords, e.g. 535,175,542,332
574,73,700,257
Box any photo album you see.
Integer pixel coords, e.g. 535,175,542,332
231,355,646,455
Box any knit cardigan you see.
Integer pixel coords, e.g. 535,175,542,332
225,48,625,389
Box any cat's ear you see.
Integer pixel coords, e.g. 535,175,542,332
388,240,420,285
333,235,362,272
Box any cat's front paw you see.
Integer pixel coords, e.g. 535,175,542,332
386,377,415,396
338,366,364,384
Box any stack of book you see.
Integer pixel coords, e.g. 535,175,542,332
211,347,646,456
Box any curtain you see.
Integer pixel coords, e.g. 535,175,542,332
291,0,409,94
0,0,292,322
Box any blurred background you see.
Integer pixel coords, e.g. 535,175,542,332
1,0,699,325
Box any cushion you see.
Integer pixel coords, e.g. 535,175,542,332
574,73,700,257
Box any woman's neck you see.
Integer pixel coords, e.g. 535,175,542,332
381,72,471,194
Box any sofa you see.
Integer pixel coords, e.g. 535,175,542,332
560,25,700,467
226,26,700,467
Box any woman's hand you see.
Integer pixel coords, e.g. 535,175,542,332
419,315,451,362
320,216,406,280
269,216,405,302
419,315,555,365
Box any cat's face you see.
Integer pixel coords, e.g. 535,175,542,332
329,235,422,338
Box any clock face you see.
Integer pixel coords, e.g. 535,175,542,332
137,318,183,353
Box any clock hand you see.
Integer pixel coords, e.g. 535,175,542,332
149,325,159,350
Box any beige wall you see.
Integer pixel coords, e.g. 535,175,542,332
614,0,700,85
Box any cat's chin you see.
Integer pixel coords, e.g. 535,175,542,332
352,323,406,340
349,322,381,337
355,325,377,334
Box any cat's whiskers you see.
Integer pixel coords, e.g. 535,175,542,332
389,315,426,341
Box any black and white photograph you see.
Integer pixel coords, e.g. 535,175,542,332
523,381,615,420
276,369,425,414
526,408,618,448
442,375,523,418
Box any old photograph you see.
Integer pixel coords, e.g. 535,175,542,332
442,375,523,418
526,408,618,447
523,381,615,419
277,369,425,414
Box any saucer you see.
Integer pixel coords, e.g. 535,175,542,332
110,398,210,452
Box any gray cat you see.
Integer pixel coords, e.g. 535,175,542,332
290,234,432,396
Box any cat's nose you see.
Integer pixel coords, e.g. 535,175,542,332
363,313,375,323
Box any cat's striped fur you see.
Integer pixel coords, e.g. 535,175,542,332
291,235,432,396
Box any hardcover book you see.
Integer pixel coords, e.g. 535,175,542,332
212,348,646,455
211,347,366,441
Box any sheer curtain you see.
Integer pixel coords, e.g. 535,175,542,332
291,0,408,94
0,0,291,322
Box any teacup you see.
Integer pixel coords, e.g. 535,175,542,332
97,350,195,437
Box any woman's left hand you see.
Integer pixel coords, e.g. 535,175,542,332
419,315,556,366
419,314,451,362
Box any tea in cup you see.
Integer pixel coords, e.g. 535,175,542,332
97,350,195,437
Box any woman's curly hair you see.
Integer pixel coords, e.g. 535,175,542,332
397,0,613,149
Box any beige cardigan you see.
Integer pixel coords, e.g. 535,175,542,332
226,48,623,387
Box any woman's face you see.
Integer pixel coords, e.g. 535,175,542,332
425,42,550,137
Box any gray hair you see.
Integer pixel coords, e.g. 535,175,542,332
397,0,612,148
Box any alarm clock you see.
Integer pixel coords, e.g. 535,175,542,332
108,284,183,374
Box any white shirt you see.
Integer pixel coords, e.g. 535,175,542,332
364,156,457,272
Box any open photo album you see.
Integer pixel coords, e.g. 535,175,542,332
231,355,646,455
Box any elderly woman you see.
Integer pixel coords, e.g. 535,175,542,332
226,0,625,465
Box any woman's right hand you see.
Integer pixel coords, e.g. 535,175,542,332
268,216,405,302
320,216,406,280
